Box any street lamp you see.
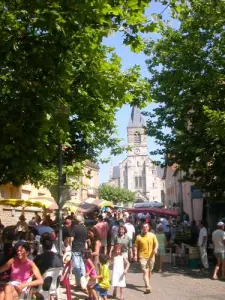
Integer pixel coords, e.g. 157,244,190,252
58,143,63,255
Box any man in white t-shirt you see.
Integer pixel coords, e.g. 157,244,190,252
212,221,225,279
124,217,135,240
124,217,135,261
198,220,209,269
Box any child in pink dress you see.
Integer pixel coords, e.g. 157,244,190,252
83,249,97,299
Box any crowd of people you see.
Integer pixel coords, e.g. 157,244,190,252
0,209,224,299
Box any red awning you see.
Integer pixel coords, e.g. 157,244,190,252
126,208,178,217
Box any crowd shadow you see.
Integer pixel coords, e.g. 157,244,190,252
126,283,145,293
127,261,215,281
128,262,142,273
155,263,213,280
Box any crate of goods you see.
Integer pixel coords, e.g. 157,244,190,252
188,246,200,259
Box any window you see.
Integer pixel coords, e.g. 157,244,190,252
89,177,94,194
134,132,141,144
21,190,30,200
135,176,142,188
137,161,139,167
152,170,156,175
152,182,157,188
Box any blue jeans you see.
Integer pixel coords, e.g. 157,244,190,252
72,252,85,285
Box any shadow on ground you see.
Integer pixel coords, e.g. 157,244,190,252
128,261,215,281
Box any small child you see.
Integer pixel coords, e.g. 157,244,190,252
156,225,167,272
112,244,130,300
91,254,110,300
62,237,72,264
83,249,97,298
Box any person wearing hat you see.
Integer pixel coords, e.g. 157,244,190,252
15,215,28,240
212,221,225,280
71,214,87,288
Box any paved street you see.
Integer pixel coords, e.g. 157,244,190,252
59,263,225,300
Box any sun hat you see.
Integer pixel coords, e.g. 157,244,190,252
217,221,224,227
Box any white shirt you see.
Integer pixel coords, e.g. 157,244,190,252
212,229,225,253
124,223,135,240
123,212,129,218
137,213,149,219
198,227,207,247
38,243,58,254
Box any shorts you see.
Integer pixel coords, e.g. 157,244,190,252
215,253,225,259
101,239,107,247
140,257,155,272
88,278,96,286
93,284,108,297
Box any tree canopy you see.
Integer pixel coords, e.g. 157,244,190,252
144,0,225,197
99,184,136,204
1,0,161,186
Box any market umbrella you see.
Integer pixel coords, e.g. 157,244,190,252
126,207,178,217
63,200,82,213
0,197,58,209
28,196,58,210
99,200,114,209
63,200,98,213
29,225,54,236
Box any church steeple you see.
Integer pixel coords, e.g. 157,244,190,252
127,106,148,157
128,106,145,128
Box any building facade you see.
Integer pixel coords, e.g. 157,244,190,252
76,161,99,202
163,165,203,222
109,106,165,205
0,161,99,226
0,183,51,226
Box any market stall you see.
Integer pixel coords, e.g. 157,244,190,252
126,207,178,217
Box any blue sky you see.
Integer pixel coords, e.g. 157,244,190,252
99,2,178,184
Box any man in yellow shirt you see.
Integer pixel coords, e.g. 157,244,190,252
134,223,158,294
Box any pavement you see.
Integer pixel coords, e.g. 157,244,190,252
59,263,225,300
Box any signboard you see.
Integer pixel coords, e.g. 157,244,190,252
191,186,203,199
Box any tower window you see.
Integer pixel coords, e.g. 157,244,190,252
152,182,157,188
134,132,141,144
135,176,142,188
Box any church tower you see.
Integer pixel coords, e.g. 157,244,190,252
127,106,148,156
118,106,149,202
115,106,164,205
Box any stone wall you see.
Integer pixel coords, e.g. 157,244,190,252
0,207,54,227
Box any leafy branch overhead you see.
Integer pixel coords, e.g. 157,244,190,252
144,0,225,197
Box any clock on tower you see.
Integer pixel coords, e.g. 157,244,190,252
134,148,140,154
